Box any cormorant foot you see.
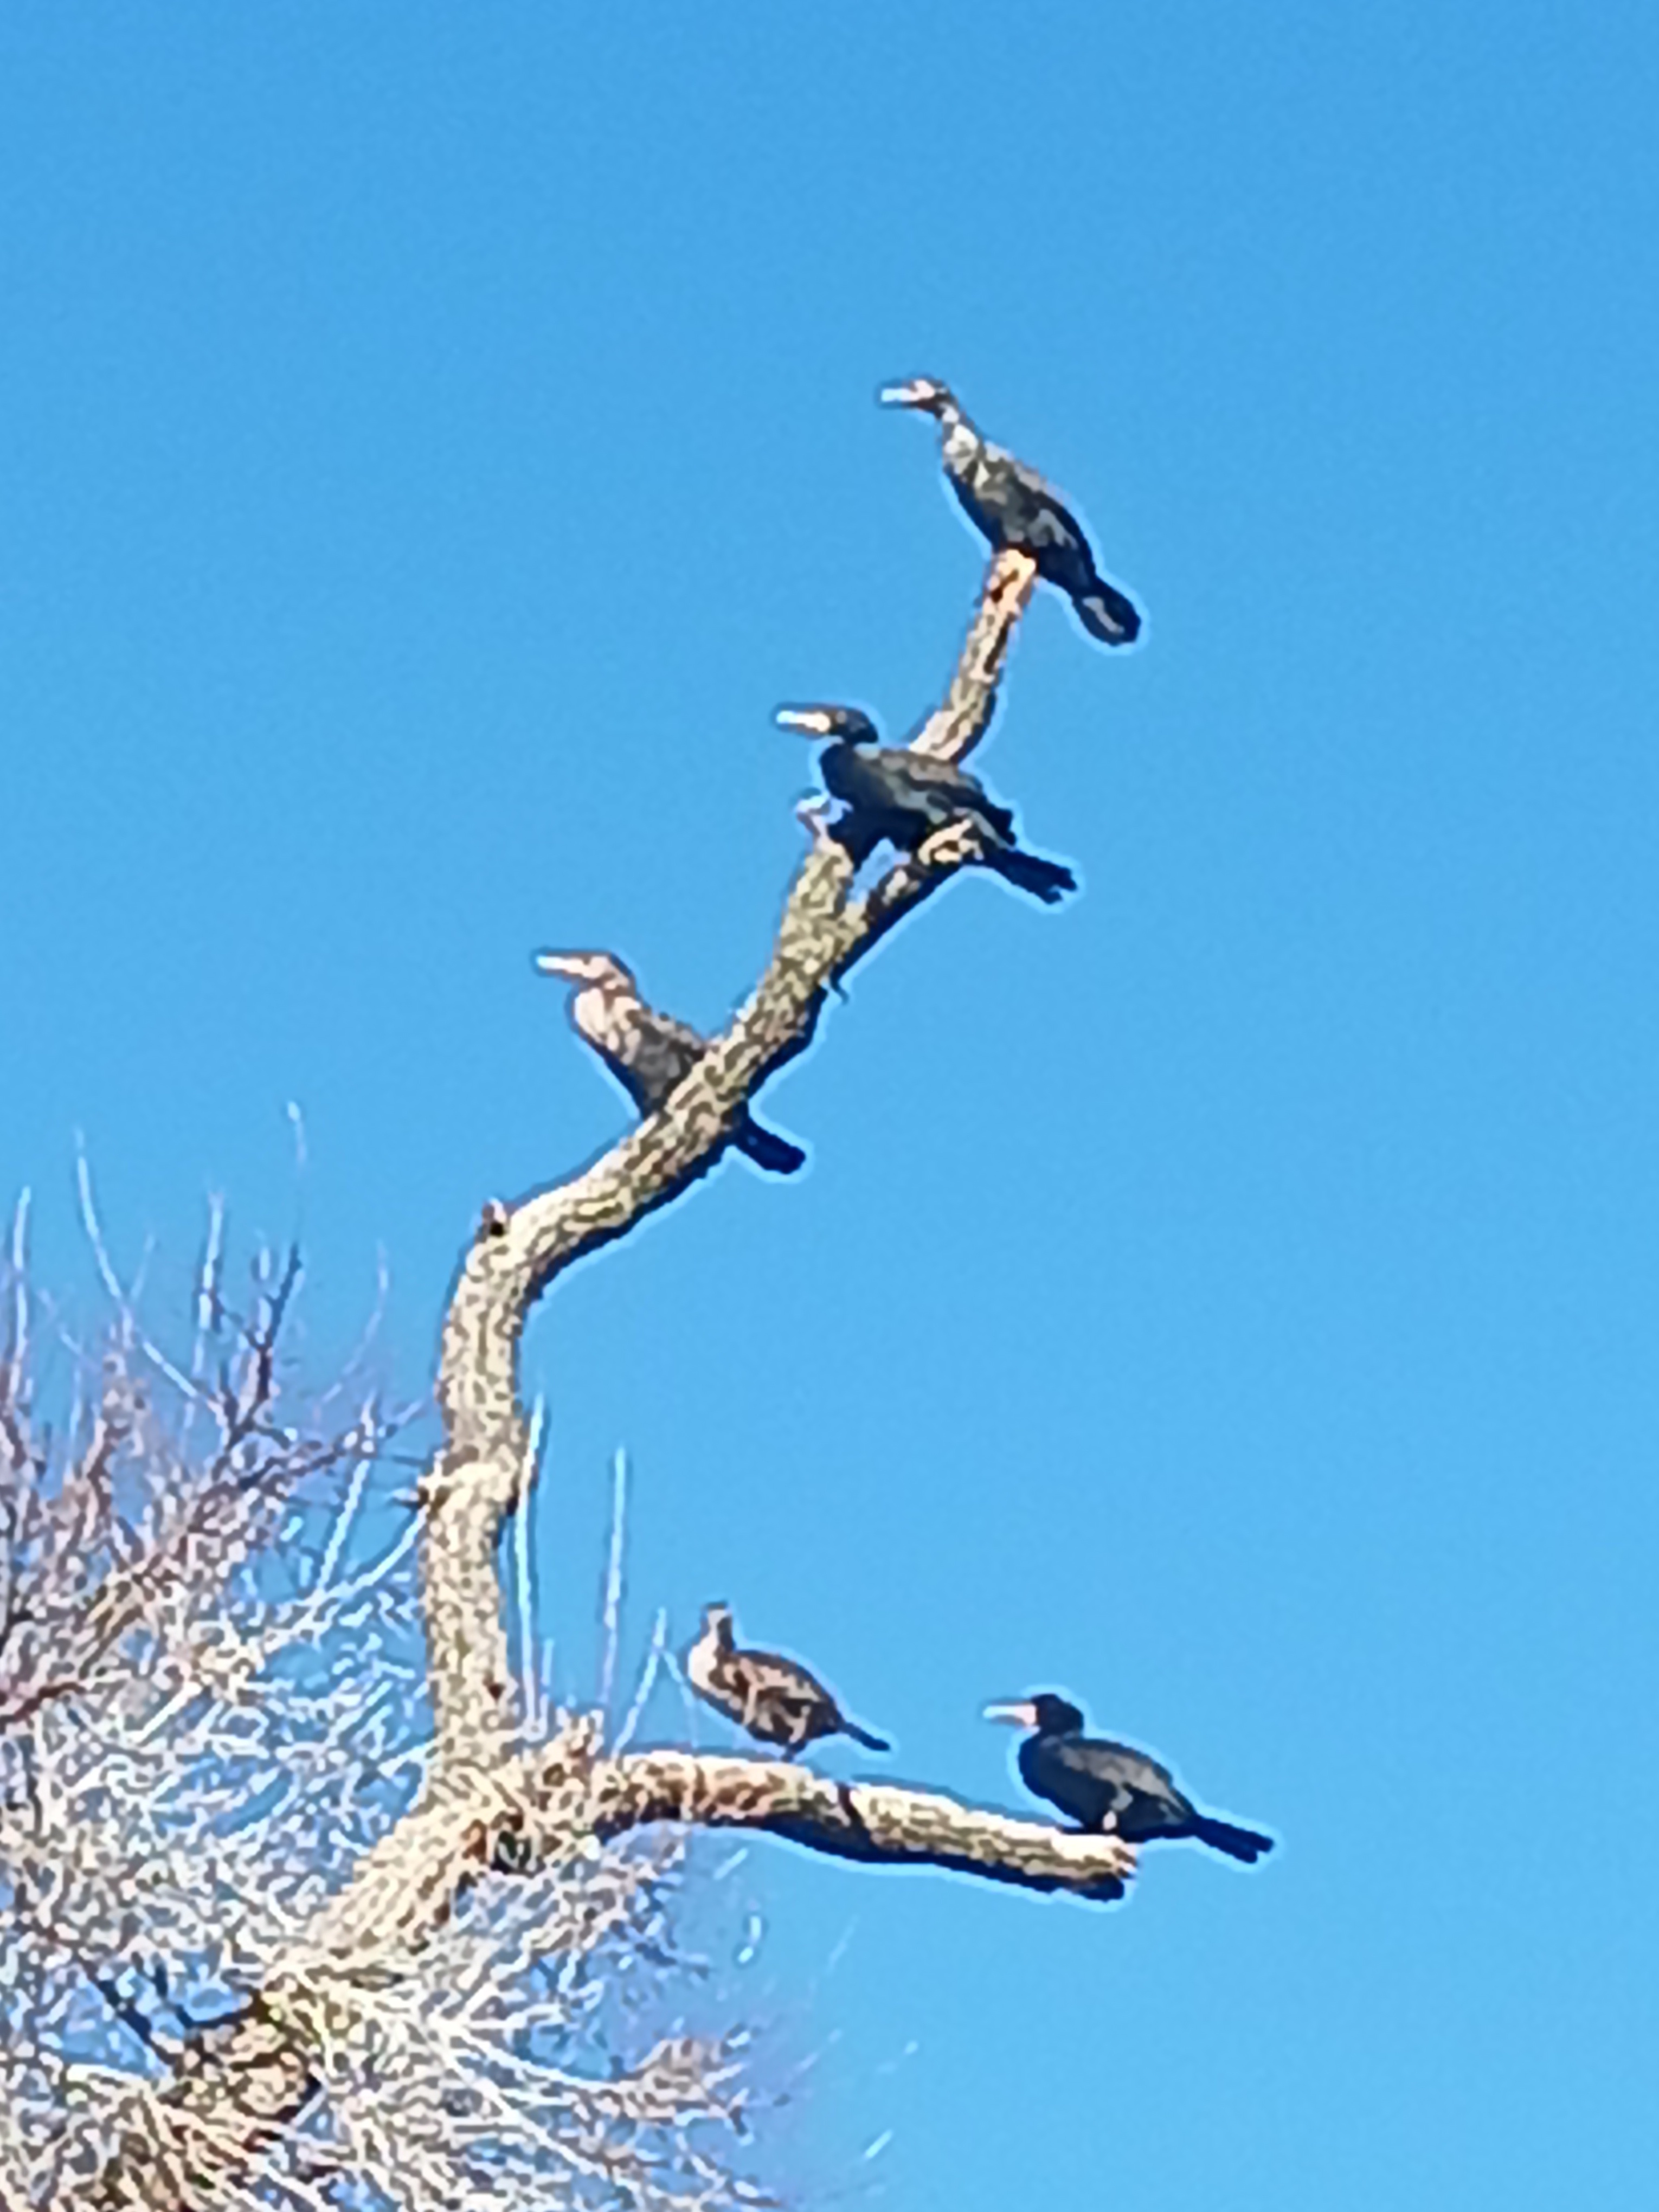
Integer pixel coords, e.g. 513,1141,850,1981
917,819,985,871
794,795,838,848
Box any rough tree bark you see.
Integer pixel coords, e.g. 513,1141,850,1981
77,542,1135,2211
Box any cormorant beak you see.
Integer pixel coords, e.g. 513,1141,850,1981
878,378,936,410
983,1700,1039,1729
774,706,835,738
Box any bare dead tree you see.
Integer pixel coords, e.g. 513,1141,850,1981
5,468,1140,2208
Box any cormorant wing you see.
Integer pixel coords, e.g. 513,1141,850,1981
1021,494,1092,555
744,1646,834,1709
877,751,1017,841
1053,1734,1185,1805
650,1008,711,1061
973,434,1095,564
607,1009,708,1116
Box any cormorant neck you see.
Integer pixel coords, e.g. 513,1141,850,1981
816,739,858,802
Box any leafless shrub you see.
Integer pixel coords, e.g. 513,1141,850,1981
1,1197,758,2211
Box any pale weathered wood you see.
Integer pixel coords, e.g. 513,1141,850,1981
77,544,1080,2212
577,1750,1134,1901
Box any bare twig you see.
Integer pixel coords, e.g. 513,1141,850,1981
597,1447,628,1724
300,1431,375,1608
313,1245,391,1416
515,1396,545,1740
75,1149,204,1408
613,1605,668,1754
177,1192,226,1457
7,1186,30,1409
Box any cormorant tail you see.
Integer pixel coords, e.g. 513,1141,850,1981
1191,1814,1275,1863
973,792,1018,841
1074,580,1142,647
839,1718,890,1752
983,846,1078,906
734,1116,807,1176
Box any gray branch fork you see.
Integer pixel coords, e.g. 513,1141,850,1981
82,547,1133,2212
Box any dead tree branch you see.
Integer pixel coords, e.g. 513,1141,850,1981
72,543,1104,2211
420,546,1040,1777
575,1749,1133,1901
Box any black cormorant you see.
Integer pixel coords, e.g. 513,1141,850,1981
986,1693,1274,1862
775,704,1076,904
686,1603,889,1755
536,951,805,1175
880,377,1141,647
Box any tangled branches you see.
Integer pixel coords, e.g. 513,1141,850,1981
1,1203,758,2211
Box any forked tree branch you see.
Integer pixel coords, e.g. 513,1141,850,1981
78,546,1112,2212
421,546,1040,1772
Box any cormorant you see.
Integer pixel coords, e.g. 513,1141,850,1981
879,377,1142,648
686,1603,890,1756
775,704,1077,905
985,1693,1274,1863
536,950,805,1175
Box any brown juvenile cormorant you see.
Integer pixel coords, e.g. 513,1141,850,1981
536,950,805,1175
775,704,1076,905
686,1603,889,1756
880,377,1142,648
985,1693,1274,1862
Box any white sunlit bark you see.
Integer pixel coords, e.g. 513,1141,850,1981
75,545,1141,2212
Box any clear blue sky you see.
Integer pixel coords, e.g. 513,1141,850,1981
4,6,1657,2204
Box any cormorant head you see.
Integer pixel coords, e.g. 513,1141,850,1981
535,949,638,995
699,1602,735,1646
878,375,960,420
774,704,881,748
983,1693,1086,1737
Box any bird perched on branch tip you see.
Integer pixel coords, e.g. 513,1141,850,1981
880,377,1142,648
687,1603,890,1756
536,950,805,1175
776,703,1077,905
986,1693,1274,1863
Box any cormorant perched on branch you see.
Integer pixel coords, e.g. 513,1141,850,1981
686,1603,890,1756
986,1693,1274,1863
776,704,1077,905
880,377,1142,648
536,951,805,1175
